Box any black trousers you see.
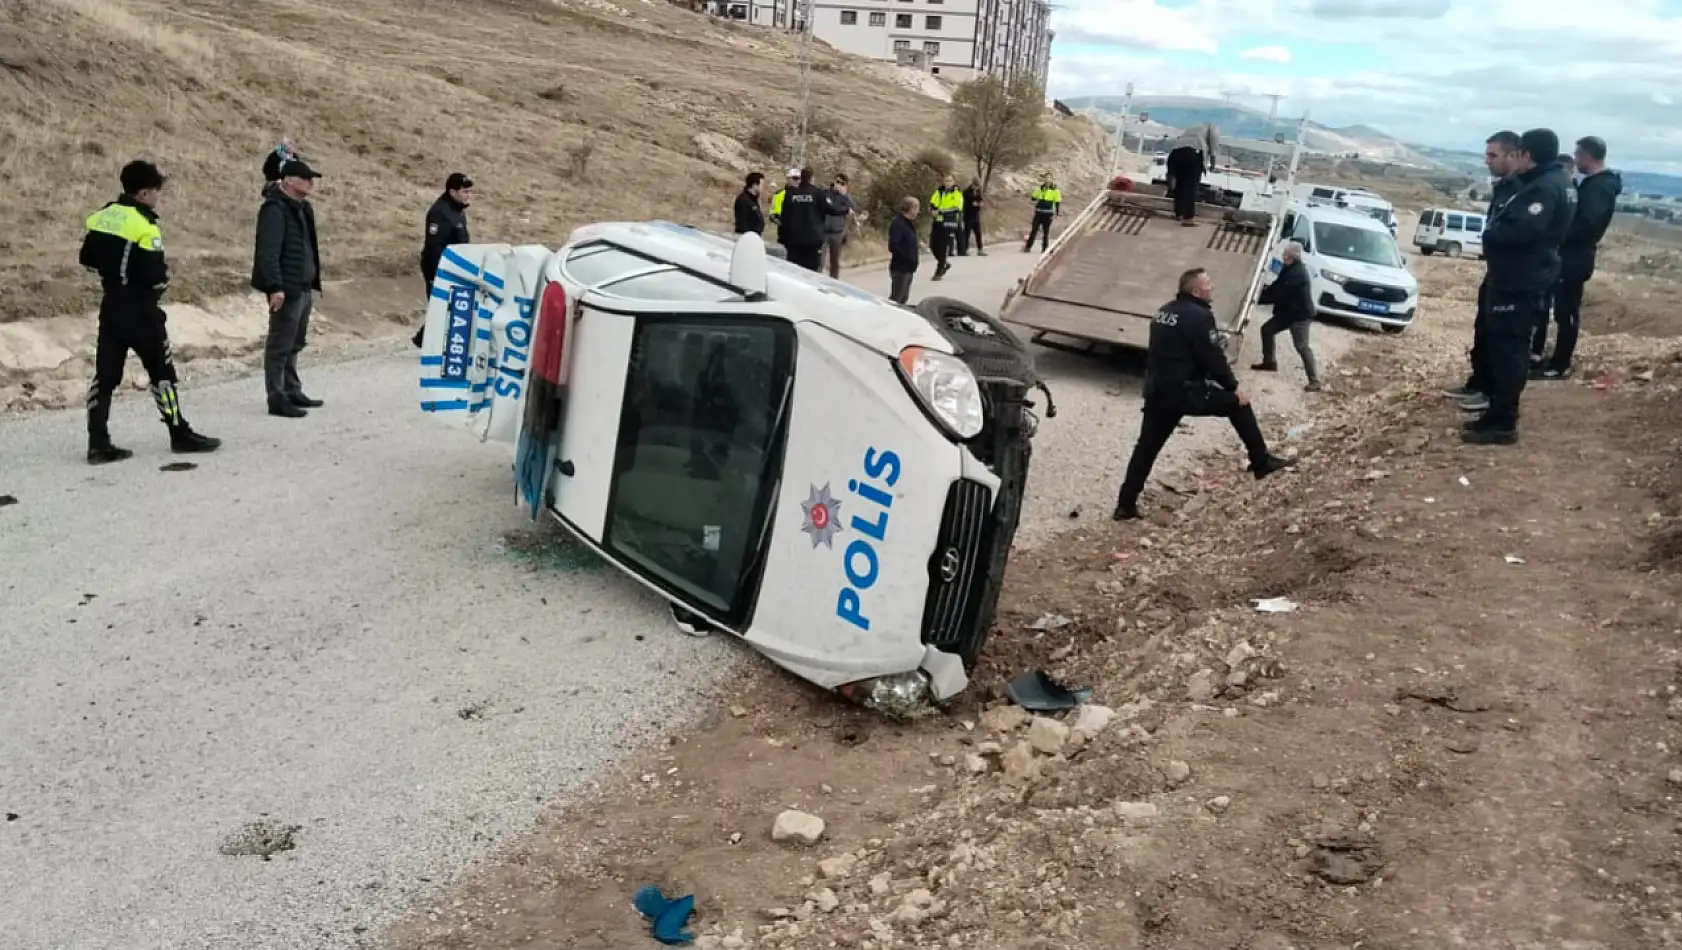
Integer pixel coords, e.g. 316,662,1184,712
959,213,983,254
1546,272,1588,370
1116,388,1270,506
89,307,183,442
785,243,822,272
1465,280,1490,392
1479,289,1545,430
931,225,955,272
1024,212,1053,251
1258,314,1319,382
1530,280,1559,360
1167,147,1202,219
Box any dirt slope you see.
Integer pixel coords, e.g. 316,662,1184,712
384,237,1682,948
0,0,1108,326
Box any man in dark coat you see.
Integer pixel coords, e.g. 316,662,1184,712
1533,135,1622,379
887,196,920,304
777,167,829,272
958,179,986,256
734,171,765,235
413,172,473,348
1250,241,1321,391
1112,267,1295,520
252,158,325,418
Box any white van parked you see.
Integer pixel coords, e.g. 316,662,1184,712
1265,201,1420,333
415,223,1053,716
1413,208,1486,258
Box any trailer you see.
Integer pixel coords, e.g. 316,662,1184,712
1000,122,1307,360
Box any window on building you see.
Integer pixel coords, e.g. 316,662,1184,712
869,10,884,25
893,38,910,50
895,12,912,27
840,9,857,23
923,40,940,54
925,14,942,29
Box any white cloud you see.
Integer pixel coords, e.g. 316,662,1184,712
1238,45,1292,63
1048,0,1682,172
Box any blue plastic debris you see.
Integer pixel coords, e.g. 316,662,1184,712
633,884,697,945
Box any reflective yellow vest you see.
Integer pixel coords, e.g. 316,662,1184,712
86,203,163,251
929,187,964,227
1032,186,1061,214
770,188,786,221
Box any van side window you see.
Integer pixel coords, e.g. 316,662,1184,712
1446,213,1464,231
1465,216,1484,234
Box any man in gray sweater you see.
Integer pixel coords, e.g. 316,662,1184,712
821,174,855,279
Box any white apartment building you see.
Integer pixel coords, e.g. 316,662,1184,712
797,0,1050,82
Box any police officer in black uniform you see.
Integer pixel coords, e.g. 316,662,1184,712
81,160,221,465
1445,130,1522,411
414,172,474,347
1112,267,1296,520
1463,128,1574,446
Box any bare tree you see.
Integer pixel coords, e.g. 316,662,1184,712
945,75,1047,193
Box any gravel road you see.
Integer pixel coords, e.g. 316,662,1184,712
0,242,1360,948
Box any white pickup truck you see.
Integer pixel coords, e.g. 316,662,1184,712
414,222,1054,716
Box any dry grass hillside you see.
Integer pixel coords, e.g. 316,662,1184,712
0,0,1109,325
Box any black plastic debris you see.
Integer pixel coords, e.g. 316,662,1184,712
159,462,197,472
0,494,16,507
1005,670,1093,712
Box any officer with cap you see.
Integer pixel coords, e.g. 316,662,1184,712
1112,267,1296,520
1464,127,1574,445
80,160,222,464
414,171,473,348
769,167,800,247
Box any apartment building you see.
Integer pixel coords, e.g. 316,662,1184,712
974,0,1051,87
808,0,983,75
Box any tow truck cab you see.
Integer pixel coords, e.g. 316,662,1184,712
415,223,1045,715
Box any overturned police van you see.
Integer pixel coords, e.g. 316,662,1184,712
415,222,1053,716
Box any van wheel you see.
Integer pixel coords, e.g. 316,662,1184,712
1419,247,1435,256
914,296,1036,383
1444,243,1462,258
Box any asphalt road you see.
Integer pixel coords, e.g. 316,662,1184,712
0,243,1353,948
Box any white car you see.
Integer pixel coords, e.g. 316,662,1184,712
1267,202,1420,333
414,222,1053,716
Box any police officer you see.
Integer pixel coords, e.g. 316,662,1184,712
1464,128,1574,445
1112,267,1295,520
80,161,222,464
1535,136,1621,380
414,172,473,348
1024,177,1060,252
769,167,799,246
928,173,964,280
1444,130,1521,412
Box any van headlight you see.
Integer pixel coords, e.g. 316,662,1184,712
896,346,985,440
1319,268,1349,285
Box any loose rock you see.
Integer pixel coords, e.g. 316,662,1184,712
1002,741,1041,785
1186,669,1218,702
1205,795,1231,814
979,704,1031,734
1026,716,1070,755
812,887,840,913
818,853,857,879
1115,801,1159,820
1071,703,1115,738
1164,759,1192,785
772,810,826,846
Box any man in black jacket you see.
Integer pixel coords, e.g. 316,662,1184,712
778,167,829,272
1250,241,1321,391
734,172,765,236
958,179,985,256
252,158,326,418
1112,267,1296,520
80,160,221,464
1464,128,1575,445
887,197,920,304
1534,136,1621,380
413,172,474,348
1445,130,1522,411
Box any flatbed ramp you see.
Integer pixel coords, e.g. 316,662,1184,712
1002,190,1279,355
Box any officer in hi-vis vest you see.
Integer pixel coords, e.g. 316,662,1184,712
928,173,965,280
1024,177,1061,253
80,161,221,464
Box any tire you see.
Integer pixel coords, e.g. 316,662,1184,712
1419,247,1435,256
1444,243,1462,258
1382,324,1409,334
913,296,1037,384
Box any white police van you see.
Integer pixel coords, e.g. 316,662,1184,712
1266,200,1420,334
415,223,1051,716
1412,207,1486,258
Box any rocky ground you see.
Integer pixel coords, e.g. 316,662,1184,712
383,250,1682,949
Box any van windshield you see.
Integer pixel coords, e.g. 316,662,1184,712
1313,222,1402,268
603,317,795,623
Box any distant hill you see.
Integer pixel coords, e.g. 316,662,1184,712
1061,95,1438,166
1403,146,1682,199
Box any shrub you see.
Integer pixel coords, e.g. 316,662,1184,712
747,121,786,158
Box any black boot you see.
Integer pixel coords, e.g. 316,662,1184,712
1249,455,1298,480
289,393,325,409
1250,362,1278,372
170,424,222,454
269,400,308,418
87,439,134,465
1111,499,1142,521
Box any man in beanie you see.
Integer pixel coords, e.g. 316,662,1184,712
414,172,474,348
1464,127,1574,445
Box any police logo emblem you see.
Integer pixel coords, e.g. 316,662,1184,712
800,483,843,549
427,222,439,235
1527,202,1543,215
149,236,163,250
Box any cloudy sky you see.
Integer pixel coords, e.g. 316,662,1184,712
1047,0,1682,174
